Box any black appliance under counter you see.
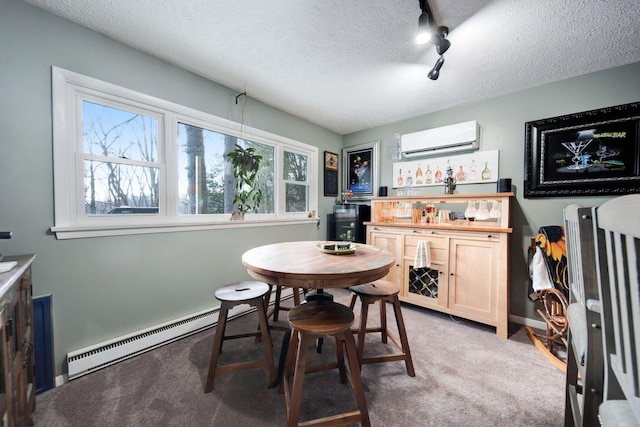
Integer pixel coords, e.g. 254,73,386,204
326,204,370,243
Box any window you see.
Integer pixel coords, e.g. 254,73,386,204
176,122,275,215
82,101,160,215
283,150,309,212
51,67,317,239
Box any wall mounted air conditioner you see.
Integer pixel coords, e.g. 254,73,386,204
401,120,479,158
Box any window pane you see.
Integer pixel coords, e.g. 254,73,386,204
177,123,275,215
83,101,158,162
84,161,159,214
283,151,307,182
251,142,275,214
286,183,308,212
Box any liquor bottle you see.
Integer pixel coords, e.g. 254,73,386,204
470,159,478,181
425,165,432,184
405,170,413,186
397,169,403,186
481,162,491,180
415,164,423,185
434,166,442,183
455,165,467,182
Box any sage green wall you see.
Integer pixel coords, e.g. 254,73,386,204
343,61,640,322
0,0,342,377
3,0,640,379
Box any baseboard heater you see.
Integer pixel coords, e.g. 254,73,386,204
67,287,293,380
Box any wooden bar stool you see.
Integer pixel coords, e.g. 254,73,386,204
348,280,415,377
282,300,370,427
204,281,276,392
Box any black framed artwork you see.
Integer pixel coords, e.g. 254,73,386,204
324,151,339,197
524,102,640,197
342,141,379,200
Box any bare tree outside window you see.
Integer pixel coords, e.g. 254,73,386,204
82,101,159,214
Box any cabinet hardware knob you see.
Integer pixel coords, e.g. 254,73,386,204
487,234,492,238
450,272,454,276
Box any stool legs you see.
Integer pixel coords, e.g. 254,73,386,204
283,329,370,427
205,295,276,392
390,294,415,377
286,332,309,426
263,286,304,331
352,292,415,377
342,330,371,427
205,302,230,392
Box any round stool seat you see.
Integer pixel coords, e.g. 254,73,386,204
288,301,354,336
215,280,270,302
350,280,399,297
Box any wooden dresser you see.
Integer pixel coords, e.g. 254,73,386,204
366,194,512,338
0,254,36,426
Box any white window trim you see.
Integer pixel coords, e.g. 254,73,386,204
51,66,318,239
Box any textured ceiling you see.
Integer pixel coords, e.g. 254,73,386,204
22,0,640,135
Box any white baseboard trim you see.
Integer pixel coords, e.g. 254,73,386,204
62,286,295,384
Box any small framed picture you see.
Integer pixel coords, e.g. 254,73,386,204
324,151,339,171
324,151,339,197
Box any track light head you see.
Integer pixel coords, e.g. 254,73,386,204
428,56,445,80
415,11,433,45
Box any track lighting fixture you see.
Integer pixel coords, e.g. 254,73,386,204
416,0,451,80
428,56,444,80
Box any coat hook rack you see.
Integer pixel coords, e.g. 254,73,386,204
235,91,246,104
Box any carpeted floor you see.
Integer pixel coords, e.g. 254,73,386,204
35,289,565,426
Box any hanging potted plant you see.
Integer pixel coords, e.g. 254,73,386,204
225,144,263,220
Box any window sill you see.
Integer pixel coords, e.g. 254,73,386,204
50,217,320,240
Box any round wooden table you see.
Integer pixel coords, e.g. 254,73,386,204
242,241,395,289
242,240,395,390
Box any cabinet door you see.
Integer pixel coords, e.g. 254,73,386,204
448,237,499,321
403,258,448,309
368,231,402,287
403,232,448,307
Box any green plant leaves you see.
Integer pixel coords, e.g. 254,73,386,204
225,145,263,213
